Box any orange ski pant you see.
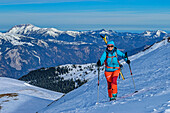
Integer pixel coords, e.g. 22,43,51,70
105,69,120,98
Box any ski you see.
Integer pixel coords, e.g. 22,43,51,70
99,92,137,103
100,35,107,44
116,92,136,101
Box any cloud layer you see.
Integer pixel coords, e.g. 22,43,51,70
0,0,100,5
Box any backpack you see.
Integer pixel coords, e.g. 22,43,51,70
105,47,122,69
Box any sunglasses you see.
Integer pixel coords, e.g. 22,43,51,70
107,45,114,48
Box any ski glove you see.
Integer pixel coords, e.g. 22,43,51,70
126,60,130,64
97,60,102,66
119,64,123,69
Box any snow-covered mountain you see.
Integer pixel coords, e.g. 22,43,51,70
0,31,102,78
38,39,170,113
0,24,169,78
7,24,168,49
8,24,64,38
142,30,167,37
7,24,168,45
0,77,64,113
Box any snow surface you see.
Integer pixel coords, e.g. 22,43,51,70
8,24,41,34
142,30,167,38
65,31,80,37
0,33,34,46
144,31,152,36
0,77,64,113
56,63,98,84
8,24,83,38
48,39,92,45
39,39,170,113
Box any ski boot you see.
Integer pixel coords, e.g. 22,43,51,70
110,93,117,101
113,93,117,98
110,97,116,101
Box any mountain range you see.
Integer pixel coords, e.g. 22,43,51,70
0,36,169,113
0,24,169,78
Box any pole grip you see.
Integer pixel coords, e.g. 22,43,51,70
125,52,128,58
125,52,133,75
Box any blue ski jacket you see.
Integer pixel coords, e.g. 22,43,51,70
99,41,128,72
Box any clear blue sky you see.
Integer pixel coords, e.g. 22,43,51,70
0,0,170,32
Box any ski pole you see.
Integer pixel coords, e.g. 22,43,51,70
125,52,138,93
96,66,100,104
120,71,125,80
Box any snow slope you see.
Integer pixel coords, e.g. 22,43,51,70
39,39,170,113
0,77,64,113
0,32,34,46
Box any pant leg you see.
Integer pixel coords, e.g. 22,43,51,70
105,71,113,98
111,69,120,94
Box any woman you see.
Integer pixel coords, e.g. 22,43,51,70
97,41,130,100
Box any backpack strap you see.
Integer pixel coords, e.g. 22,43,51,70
105,52,108,66
114,47,125,80
114,47,122,67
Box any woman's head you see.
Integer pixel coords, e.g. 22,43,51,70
107,41,115,51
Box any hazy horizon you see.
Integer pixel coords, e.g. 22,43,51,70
1,24,170,33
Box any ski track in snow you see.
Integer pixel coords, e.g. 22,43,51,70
39,40,170,113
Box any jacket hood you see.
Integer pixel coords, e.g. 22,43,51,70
106,41,117,53
107,41,115,46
